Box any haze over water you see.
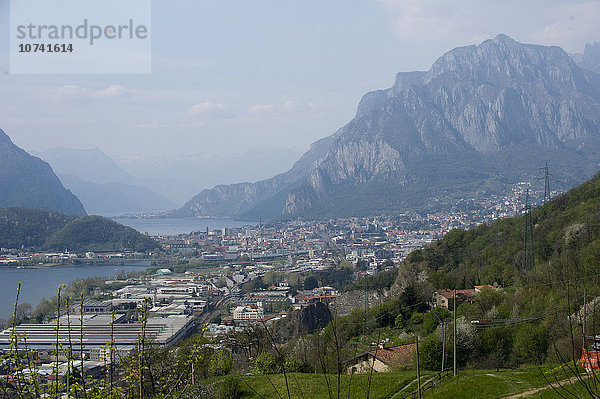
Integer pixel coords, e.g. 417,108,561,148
114,217,254,236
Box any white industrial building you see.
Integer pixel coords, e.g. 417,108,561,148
0,314,194,359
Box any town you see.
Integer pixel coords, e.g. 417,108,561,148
0,183,548,386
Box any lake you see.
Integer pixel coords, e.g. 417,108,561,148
0,218,253,321
0,262,150,321
113,217,254,236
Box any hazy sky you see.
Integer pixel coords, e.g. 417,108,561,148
0,0,598,158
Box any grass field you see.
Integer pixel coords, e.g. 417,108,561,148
232,371,428,399
423,365,600,399
196,365,600,399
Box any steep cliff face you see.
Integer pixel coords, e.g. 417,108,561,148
573,42,600,74
270,302,333,342
176,128,340,218
179,35,600,219
0,129,87,216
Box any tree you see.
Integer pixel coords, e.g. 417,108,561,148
419,335,443,371
215,277,227,288
476,326,513,369
241,277,266,293
251,351,280,375
453,316,479,367
218,376,243,399
16,303,32,323
338,260,354,269
226,325,269,358
356,260,369,271
263,272,279,287
286,272,303,289
514,324,549,364
209,350,233,376
303,275,318,290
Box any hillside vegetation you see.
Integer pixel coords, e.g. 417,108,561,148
5,172,600,397
375,171,600,371
222,172,600,384
200,366,579,399
0,207,159,252
401,172,600,290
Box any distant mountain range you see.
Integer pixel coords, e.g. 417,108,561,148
33,148,174,215
57,174,176,216
114,147,302,205
35,147,137,185
0,129,86,216
35,146,301,214
177,35,600,219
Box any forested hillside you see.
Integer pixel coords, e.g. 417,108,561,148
400,171,600,291
0,207,159,252
372,171,600,369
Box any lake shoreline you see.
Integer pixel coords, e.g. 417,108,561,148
0,259,155,270
0,262,152,320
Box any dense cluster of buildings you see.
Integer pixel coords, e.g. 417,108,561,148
0,183,543,383
0,181,551,268
150,183,552,274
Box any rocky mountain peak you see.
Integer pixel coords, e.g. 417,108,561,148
178,36,600,219
424,34,577,88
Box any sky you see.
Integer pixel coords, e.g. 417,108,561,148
0,0,599,159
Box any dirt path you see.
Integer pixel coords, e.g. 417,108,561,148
503,375,587,398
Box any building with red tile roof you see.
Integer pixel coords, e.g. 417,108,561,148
345,342,416,373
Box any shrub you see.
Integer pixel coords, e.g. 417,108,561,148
209,350,233,376
218,376,243,399
251,351,280,375
419,335,443,371
514,324,549,364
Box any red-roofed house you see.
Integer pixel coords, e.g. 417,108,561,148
345,343,416,373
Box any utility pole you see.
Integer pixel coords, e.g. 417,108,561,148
583,287,587,349
441,322,446,372
416,335,422,399
539,161,551,203
453,289,457,378
431,311,446,372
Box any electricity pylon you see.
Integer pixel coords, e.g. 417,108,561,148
523,189,534,269
538,161,552,204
